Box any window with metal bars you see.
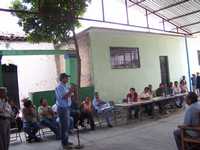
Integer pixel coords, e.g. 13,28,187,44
110,47,140,69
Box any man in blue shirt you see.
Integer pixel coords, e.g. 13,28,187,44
173,92,200,150
191,74,197,92
55,73,74,149
93,92,113,127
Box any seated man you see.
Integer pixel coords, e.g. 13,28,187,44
22,100,41,143
140,87,153,116
156,83,166,97
156,83,168,114
166,82,174,96
125,88,139,119
9,100,23,132
174,92,200,150
80,97,95,130
93,92,113,128
38,98,60,139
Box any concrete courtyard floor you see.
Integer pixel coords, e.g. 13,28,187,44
10,111,183,150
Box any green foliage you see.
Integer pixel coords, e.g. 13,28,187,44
10,0,90,43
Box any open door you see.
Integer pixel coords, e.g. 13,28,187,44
2,64,20,108
159,56,170,84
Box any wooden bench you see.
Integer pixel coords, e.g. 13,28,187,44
178,113,200,150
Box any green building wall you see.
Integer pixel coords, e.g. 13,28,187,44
88,28,188,102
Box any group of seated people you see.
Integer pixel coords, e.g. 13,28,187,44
124,80,188,119
10,92,114,143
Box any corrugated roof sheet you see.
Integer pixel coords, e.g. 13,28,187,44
129,0,200,34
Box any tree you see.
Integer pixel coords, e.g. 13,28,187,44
10,0,91,99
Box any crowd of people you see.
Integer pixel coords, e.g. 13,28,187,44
124,76,188,119
191,72,200,94
0,73,115,150
1,73,200,150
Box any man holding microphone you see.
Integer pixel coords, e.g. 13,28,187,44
55,73,75,150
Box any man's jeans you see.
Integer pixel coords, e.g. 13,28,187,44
23,122,40,139
98,109,112,125
40,117,60,138
57,107,70,146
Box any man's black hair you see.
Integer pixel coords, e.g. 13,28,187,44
59,73,70,81
187,92,198,104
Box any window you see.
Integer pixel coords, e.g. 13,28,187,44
110,47,140,69
198,50,200,65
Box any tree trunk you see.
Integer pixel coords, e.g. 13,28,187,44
72,27,81,102
53,43,62,78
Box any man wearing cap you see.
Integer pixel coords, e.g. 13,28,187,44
55,73,74,149
0,87,12,150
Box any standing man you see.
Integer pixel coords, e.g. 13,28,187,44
0,87,12,150
196,72,200,95
191,74,197,93
55,73,74,150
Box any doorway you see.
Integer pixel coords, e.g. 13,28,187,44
159,56,170,84
2,64,20,108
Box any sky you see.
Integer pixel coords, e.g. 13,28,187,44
0,0,180,36
0,0,25,35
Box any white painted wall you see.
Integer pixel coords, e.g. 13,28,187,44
188,34,200,74
0,42,58,103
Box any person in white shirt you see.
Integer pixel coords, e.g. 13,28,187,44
92,92,113,127
140,87,152,100
140,87,153,116
173,81,181,94
173,81,183,108
0,87,12,150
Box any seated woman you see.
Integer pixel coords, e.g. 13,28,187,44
125,88,139,119
93,92,113,128
9,100,23,132
38,98,60,139
148,84,156,97
22,99,41,143
140,87,153,116
140,87,152,100
180,80,188,93
173,81,183,108
80,97,95,130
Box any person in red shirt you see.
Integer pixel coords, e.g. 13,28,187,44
126,88,138,102
124,88,139,119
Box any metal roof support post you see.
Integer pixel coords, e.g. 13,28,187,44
146,10,149,28
101,0,105,21
184,35,192,91
162,19,165,31
125,0,130,25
